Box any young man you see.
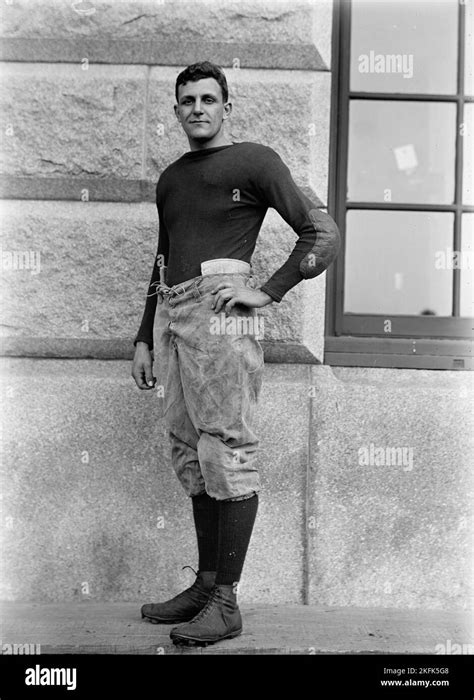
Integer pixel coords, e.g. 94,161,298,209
132,61,340,647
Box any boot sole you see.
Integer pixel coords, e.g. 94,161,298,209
171,628,242,647
142,615,195,625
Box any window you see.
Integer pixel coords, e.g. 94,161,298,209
325,0,473,370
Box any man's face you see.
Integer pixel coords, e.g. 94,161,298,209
174,77,231,143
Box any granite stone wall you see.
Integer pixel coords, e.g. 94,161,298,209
0,0,471,609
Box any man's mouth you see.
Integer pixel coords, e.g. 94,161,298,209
190,120,208,124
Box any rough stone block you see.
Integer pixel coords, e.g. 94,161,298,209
0,1,331,70
0,199,158,341
0,63,147,179
0,359,306,604
0,200,329,361
307,366,473,609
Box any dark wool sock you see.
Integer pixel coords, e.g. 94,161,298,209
215,494,259,586
192,492,219,572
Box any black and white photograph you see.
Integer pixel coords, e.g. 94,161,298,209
0,0,472,695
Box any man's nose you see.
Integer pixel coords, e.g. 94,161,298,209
193,100,203,113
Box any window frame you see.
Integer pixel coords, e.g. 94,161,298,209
325,0,473,370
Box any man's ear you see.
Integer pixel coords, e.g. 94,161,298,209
222,101,232,120
174,104,181,122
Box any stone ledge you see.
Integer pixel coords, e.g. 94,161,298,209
0,176,323,207
0,176,156,203
0,337,323,363
0,38,328,71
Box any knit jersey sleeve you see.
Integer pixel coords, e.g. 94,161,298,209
252,147,341,302
133,203,169,351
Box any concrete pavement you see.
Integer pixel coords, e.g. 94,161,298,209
1,603,471,655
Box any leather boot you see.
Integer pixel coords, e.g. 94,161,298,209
170,584,242,646
141,570,215,624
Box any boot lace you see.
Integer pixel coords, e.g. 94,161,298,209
187,586,220,625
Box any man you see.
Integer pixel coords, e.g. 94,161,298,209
132,61,340,647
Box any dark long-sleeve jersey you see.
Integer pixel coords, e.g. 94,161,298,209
134,141,340,349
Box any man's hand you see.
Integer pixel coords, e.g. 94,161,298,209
131,342,156,390
211,282,274,313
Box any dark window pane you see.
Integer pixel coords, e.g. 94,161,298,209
351,0,458,94
344,210,454,315
460,214,473,317
463,103,473,204
348,100,456,203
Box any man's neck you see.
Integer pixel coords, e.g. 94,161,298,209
188,134,233,152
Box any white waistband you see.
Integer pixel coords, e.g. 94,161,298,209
200,258,251,276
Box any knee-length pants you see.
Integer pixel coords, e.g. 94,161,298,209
152,271,264,501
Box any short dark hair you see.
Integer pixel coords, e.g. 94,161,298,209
175,61,229,103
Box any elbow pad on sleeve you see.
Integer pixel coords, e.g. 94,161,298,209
299,209,341,279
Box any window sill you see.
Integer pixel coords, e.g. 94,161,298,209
324,336,472,370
